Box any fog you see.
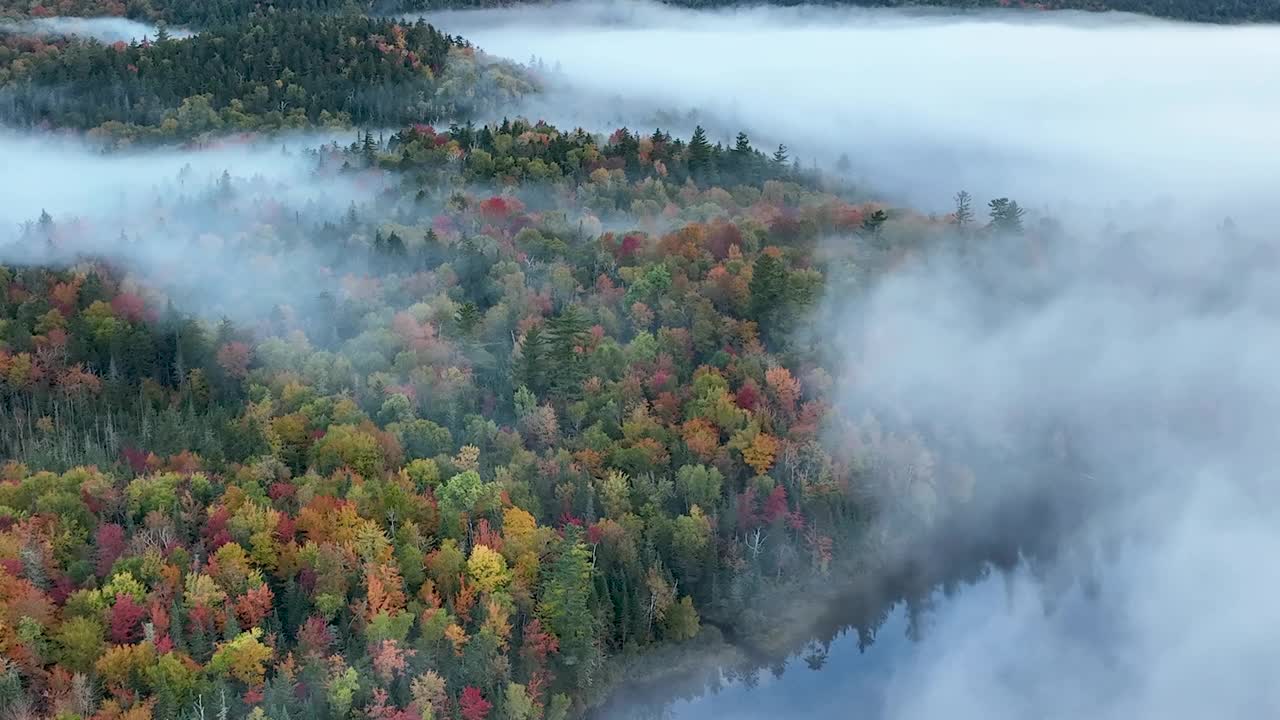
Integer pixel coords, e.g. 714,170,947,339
424,0,1280,218
408,3,1280,719
0,130,379,322
669,211,1280,718
0,16,193,43
806,198,1280,718
4,4,1279,717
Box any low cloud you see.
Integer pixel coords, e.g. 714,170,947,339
424,0,1280,218
0,16,194,43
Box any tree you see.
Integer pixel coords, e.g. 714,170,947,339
663,596,700,641
988,197,1026,234
539,529,594,683
862,209,889,238
748,250,788,324
676,465,723,512
55,616,104,672
687,125,712,179
210,628,273,686
109,593,148,644
466,545,510,594
458,686,492,720
545,307,590,400
772,144,789,165
953,190,973,228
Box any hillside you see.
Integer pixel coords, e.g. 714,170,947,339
0,12,533,140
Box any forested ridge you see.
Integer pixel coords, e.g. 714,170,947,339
0,109,1049,720
0,12,533,140
0,0,1093,715
2,0,1275,28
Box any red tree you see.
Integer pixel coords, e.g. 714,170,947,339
109,594,147,644
459,687,492,720
763,485,789,524
236,583,275,628
95,523,126,577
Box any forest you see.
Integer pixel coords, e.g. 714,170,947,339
0,99,1048,719
0,13,533,140
0,0,1234,714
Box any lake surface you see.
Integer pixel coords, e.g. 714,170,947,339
660,566,1119,720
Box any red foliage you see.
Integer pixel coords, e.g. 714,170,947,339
203,506,232,550
275,514,296,542
763,485,789,524
236,583,275,628
473,519,503,553
108,594,147,644
297,616,333,659
479,196,523,225
216,341,252,379
619,232,644,259
268,482,296,501
706,222,742,260
110,292,149,323
95,523,126,577
459,686,492,720
734,380,761,412
120,446,149,475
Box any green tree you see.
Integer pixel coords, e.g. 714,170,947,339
539,528,595,686
988,197,1026,234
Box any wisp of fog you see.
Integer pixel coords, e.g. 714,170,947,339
0,130,378,322
0,16,193,43
424,0,1280,218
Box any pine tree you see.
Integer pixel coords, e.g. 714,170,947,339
772,144,789,165
545,306,590,401
516,324,547,397
987,197,1026,234
687,125,712,180
539,528,594,687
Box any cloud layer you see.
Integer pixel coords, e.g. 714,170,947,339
424,0,1280,217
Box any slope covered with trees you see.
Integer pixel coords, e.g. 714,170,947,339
0,116,1045,719
0,13,533,140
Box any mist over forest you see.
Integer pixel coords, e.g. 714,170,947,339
0,2,1275,720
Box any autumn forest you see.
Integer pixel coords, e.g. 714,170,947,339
0,0,1265,719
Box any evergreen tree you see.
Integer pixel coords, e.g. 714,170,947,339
987,197,1026,234
545,306,590,401
516,324,547,397
687,125,712,180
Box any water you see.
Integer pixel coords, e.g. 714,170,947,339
661,566,1118,720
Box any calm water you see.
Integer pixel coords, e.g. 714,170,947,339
617,565,1126,720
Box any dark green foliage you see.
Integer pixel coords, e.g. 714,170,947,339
0,14,467,136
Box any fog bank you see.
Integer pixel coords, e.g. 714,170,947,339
0,131,378,322
0,16,193,43
425,1,1280,217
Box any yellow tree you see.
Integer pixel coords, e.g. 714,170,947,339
210,628,273,686
467,545,510,595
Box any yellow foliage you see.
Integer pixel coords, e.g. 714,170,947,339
467,544,510,594
742,432,779,476
211,628,274,686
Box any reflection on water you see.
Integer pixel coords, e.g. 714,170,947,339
607,563,1116,720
